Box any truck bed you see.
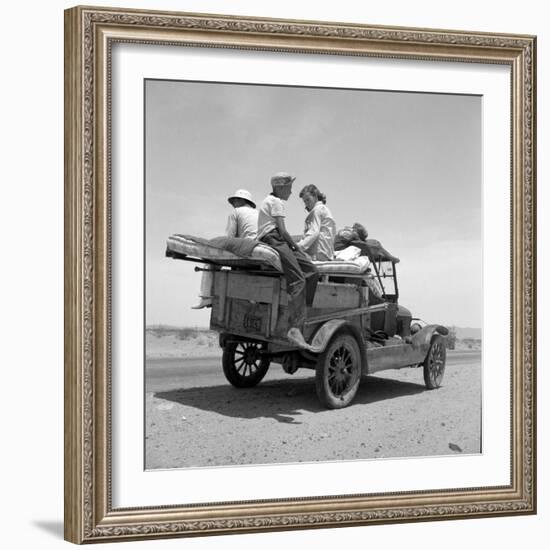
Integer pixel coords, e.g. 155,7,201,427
209,269,367,342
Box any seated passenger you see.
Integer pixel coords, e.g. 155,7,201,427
296,184,336,261
224,189,259,239
192,189,258,309
257,173,319,348
334,222,368,251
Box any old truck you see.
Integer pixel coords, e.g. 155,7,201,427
166,235,448,409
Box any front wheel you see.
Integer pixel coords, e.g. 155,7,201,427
315,331,362,409
222,341,270,388
423,334,446,389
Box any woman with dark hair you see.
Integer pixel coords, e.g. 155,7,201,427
297,184,336,261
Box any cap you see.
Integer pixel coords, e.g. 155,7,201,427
227,189,256,208
270,172,296,187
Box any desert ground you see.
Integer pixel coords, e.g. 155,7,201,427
145,328,481,470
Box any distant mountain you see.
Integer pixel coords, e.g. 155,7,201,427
452,327,482,340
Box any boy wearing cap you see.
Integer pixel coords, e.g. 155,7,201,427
193,189,258,309
258,172,319,347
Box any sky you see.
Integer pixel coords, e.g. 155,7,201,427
145,79,481,328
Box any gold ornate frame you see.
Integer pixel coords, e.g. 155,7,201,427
64,5,537,544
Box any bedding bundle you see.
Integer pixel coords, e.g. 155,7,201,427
165,234,376,276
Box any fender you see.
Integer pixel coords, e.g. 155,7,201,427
410,324,448,355
309,320,367,373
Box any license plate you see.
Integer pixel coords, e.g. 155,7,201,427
243,313,262,332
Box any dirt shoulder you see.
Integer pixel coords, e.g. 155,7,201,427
146,351,481,469
146,327,221,359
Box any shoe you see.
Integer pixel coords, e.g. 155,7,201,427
286,328,325,353
287,328,315,352
191,297,212,309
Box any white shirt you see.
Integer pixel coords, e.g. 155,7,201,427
225,206,259,239
257,194,286,240
297,201,336,261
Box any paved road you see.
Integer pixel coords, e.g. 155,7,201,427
145,350,482,469
145,351,480,392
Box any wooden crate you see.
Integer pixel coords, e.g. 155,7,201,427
312,283,361,309
213,271,287,305
211,271,287,339
210,270,363,340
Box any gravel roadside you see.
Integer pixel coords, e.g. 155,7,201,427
145,352,481,469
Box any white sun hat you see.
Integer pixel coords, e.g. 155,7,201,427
227,189,256,208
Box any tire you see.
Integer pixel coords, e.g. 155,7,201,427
315,331,362,409
222,341,270,388
423,334,446,389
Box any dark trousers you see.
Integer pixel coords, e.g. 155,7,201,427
261,230,319,328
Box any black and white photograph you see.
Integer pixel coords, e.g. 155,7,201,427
145,79,482,470
56,2,538,546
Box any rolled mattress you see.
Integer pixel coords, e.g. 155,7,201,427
166,234,283,271
166,234,374,276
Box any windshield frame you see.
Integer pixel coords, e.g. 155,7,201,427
371,260,399,302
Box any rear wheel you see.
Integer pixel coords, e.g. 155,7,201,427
222,341,270,388
423,335,446,389
315,331,362,409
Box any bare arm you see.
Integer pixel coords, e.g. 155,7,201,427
274,216,297,251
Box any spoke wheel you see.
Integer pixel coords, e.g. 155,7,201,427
315,331,361,409
423,335,446,389
222,341,270,388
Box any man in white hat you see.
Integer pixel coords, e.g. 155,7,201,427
193,189,258,309
257,172,319,348
225,189,258,239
